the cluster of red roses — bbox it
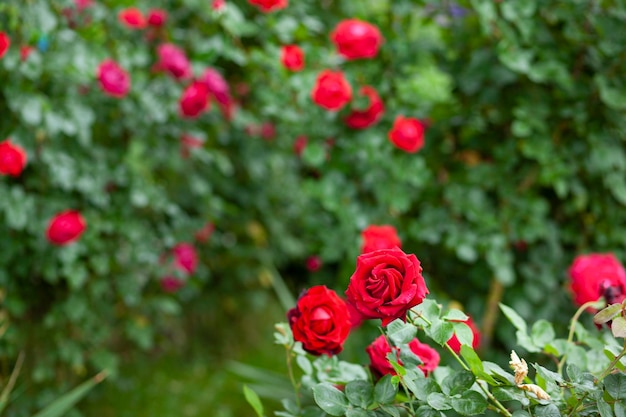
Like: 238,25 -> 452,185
288,224 -> 480,378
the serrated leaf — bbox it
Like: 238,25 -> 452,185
297,355 -> 312,375
534,404 -> 561,417
412,299 -> 441,324
566,363 -> 582,383
460,345 -> 483,373
387,319 -> 417,345
612,317 -> 626,338
452,321 -> 475,348
597,398 -> 614,417
499,304 -> 527,333
429,321 -> 454,346
444,309 -> 469,321
615,401 -> 626,417
243,385 -> 264,417
451,391 -> 488,416
345,408 -> 373,417
441,370 -> 475,396
492,387 -> 530,407
531,320 -> 555,348
379,405 -> 400,417
594,304 -> 623,324
374,374 -> 397,404
427,392 -> 452,411
345,380 -> 373,409
605,374 -> 626,400
312,383 -> 349,416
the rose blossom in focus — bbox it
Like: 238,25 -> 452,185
0,139 -> 27,177
367,335 -> 440,377
154,43 -> 192,80
361,225 -> 402,254
311,70 -> 352,111
388,116 -> 425,153
118,7 -> 147,29
97,59 -> 131,98
46,210 -> 87,246
346,247 -> 428,326
280,45 -> 304,71
287,285 -> 351,356
569,253 -> 626,307
330,19 -> 383,60
345,86 -> 384,129
248,0 -> 287,13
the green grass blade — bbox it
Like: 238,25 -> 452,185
243,385 -> 264,417
0,351 -> 25,413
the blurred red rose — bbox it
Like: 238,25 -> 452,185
46,210 -> 87,246
447,316 -> 481,354
160,276 -> 184,293
346,248 -> 428,326
388,116 -> 425,153
260,122 -> 276,141
118,8 -> 147,29
154,43 -> 192,80
0,139 -> 27,177
212,0 -> 226,10
311,70 -> 352,111
367,335 -> 440,377
280,45 -> 304,71
569,253 -> 626,307
75,0 -> 93,11
195,222 -> 215,243
180,134 -> 204,158
248,0 -> 287,13
345,86 -> 384,129
199,68 -> 234,120
179,81 -> 210,118
172,243 -> 198,275
20,46 -> 34,62
330,19 -> 383,60
147,9 -> 167,27
361,225 -> 401,254
287,285 -> 351,356
97,59 -> 130,98
306,256 -> 322,272
0,32 -> 10,59
293,135 -> 307,157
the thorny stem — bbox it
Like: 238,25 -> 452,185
285,346 -> 301,409
557,300 -> 603,375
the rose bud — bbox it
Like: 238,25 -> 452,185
0,139 -> 27,177
345,86 -> 384,129
46,210 -> 87,246
346,247 -> 428,326
360,224 -> 401,254
388,116 -> 425,153
330,19 -> 383,60
97,59 -> 131,98
569,253 -> 626,308
287,285 -> 351,356
280,45 -> 304,71
311,70 -> 352,111
248,0 -> 288,13
367,335 -> 440,377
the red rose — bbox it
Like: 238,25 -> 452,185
248,0 -> 287,13
280,45 -> 304,71
0,139 -> 27,177
118,7 -> 147,29
330,19 -> 383,60
311,70 -> 352,111
388,116 -> 425,153
346,248 -> 428,326
154,43 -> 192,80
0,32 -> 10,59
172,243 -> 198,275
147,9 -> 167,27
97,59 -> 130,98
306,256 -> 322,272
160,276 -> 184,293
569,253 -> 626,307
179,81 -> 210,118
345,86 -> 384,129
361,225 -> 401,254
46,210 -> 87,246
287,285 -> 351,356
366,335 -> 440,377
199,68 -> 234,120
293,135 -> 307,157
447,316 -> 481,354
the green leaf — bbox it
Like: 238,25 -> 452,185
406,371 -> 440,401
452,321 -> 475,349
296,355 -> 312,375
345,380 -> 373,409
412,299 -> 441,324
243,385 -> 264,417
427,392 -> 452,411
597,398 -> 614,417
566,363 -> 582,383
441,370 -> 475,396
605,374 -> 626,400
312,383 -> 350,416
374,375 -> 397,405
493,387 -> 530,407
613,317 -> 626,338
594,304 -> 623,325
615,401 -> 626,417
429,321 -> 454,346
32,371 -> 108,417
415,405 -> 440,417
499,304 -> 527,333
534,404 -> 561,417
451,391 -> 488,416
345,408 -> 374,417
460,345 -> 483,373
512,411 -> 531,417
387,319 -> 417,345
531,320 -> 555,348
378,405 -> 400,417
444,309 -> 469,321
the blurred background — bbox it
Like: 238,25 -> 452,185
0,0 -> 625,415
